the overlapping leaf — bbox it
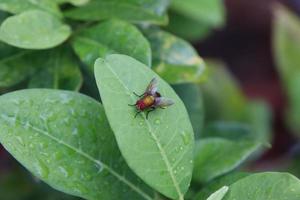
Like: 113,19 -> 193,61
0,10 -> 71,49
72,19 -> 151,74
94,54 -> 194,199
145,29 -> 206,84
64,0 -> 168,25
0,89 -> 154,200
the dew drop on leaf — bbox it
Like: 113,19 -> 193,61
35,159 -> 49,179
180,131 -> 191,145
155,119 -> 161,125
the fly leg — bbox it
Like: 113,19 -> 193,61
146,107 -> 155,119
134,111 -> 142,118
133,92 -> 144,97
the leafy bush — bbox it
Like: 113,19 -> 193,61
0,1 -> 300,200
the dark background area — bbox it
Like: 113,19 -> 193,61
196,0 -> 300,160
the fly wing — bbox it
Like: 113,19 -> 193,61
145,78 -> 158,95
154,97 -> 174,108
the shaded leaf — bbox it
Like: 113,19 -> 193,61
173,83 -> 204,138
145,29 -> 206,84
171,0 -> 225,27
166,11 -> 212,41
28,47 -> 83,91
55,0 -> 89,6
223,172 -> 300,200
193,138 -> 261,184
0,10 -> 71,49
0,89 -> 154,200
0,48 -> 39,88
273,4 -> 300,133
64,0 -> 168,25
201,60 -> 247,122
0,0 -> 61,17
94,54 -> 194,199
72,19 -> 151,74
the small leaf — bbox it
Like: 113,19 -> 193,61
193,138 -> 261,184
223,172 -> 300,200
28,47 -> 83,91
0,89 -> 154,200
64,0 -> 168,25
145,29 -> 206,84
195,172 -> 249,200
0,10 -> 71,49
94,54 -> 194,199
171,0 -> 225,27
207,186 -> 229,200
173,83 -> 204,138
0,0 -> 62,17
72,19 -> 151,74
273,4 -> 300,133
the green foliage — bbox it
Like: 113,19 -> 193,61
0,89 -> 154,200
273,4 -> 300,134
0,10 -> 71,49
0,1 -> 298,200
168,0 -> 225,41
145,28 -> 206,84
94,54 -> 194,199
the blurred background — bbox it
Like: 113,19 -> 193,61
1,0 -> 300,199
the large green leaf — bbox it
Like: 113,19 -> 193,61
173,83 -> 204,138
171,0 -> 225,27
223,172 -> 300,200
206,186 -> 228,200
0,89 -> 154,200
0,0 -> 62,17
64,0 -> 168,25
193,138 -> 261,184
0,10 -> 71,49
94,54 -> 194,199
72,19 -> 151,74
273,4 -> 300,133
145,29 -> 206,84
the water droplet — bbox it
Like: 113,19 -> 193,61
181,131 -> 191,145
190,160 -> 193,164
24,121 -> 30,130
29,143 -> 34,149
35,160 -> 49,179
179,146 -> 184,151
173,170 -> 177,174
139,121 -> 144,126
60,94 -> 72,104
16,136 -> 24,147
154,119 -> 161,125
180,166 -> 185,171
171,158 -> 176,162
81,173 -> 92,181
58,166 -> 70,178
72,128 -> 78,135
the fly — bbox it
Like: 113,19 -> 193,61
129,78 -> 174,119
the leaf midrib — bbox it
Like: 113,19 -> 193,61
102,61 -> 184,200
2,115 -> 152,200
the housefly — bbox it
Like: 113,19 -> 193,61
129,78 -> 174,119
